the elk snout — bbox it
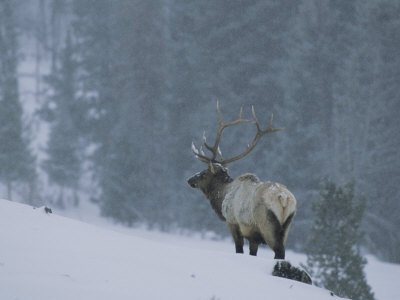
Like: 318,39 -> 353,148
187,175 -> 199,188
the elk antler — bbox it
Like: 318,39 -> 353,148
192,101 -> 285,165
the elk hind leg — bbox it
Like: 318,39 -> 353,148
258,209 -> 286,259
282,212 -> 295,246
248,231 -> 264,256
227,223 -> 244,254
269,210 -> 286,259
269,211 -> 296,259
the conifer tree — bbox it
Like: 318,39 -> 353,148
0,0 -> 36,200
41,30 -> 82,206
305,177 -> 374,300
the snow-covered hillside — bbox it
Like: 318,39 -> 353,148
0,199 -> 333,300
0,199 -> 398,300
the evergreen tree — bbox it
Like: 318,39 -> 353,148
41,30 -> 82,206
305,177 -> 374,300
0,0 -> 36,200
72,0 -> 172,225
360,0 -> 400,263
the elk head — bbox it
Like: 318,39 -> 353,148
187,163 -> 231,190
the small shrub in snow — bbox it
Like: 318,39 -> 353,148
272,261 -> 312,285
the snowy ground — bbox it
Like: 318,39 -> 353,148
0,199 -> 398,300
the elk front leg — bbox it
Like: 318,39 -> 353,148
249,240 -> 259,256
227,223 -> 244,254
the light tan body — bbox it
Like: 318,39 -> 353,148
222,174 -> 296,255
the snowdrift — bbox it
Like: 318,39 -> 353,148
0,199 -> 347,299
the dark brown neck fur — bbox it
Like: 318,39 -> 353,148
201,172 -> 233,221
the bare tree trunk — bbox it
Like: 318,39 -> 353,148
57,186 -> 65,208
7,181 -> 12,201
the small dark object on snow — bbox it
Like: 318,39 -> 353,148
272,261 -> 312,285
44,207 -> 52,214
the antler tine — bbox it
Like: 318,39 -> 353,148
252,105 -> 262,131
202,131 -> 213,152
192,142 -> 205,161
264,112 -> 285,133
216,100 -> 223,125
269,113 -> 274,129
217,146 -> 224,160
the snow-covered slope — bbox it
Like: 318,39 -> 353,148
0,199 -> 343,300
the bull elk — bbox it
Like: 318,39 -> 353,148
188,102 -> 296,259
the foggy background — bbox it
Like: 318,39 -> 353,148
0,0 -> 399,263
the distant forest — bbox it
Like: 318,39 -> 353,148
0,0 -> 399,262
